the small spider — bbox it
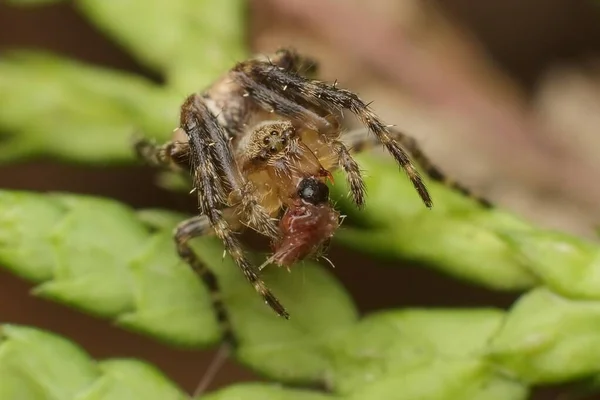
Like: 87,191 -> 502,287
134,48 -> 490,324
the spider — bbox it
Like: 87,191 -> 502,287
134,48 -> 490,325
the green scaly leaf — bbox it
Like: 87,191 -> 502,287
0,52 -> 178,163
1,324 -> 333,400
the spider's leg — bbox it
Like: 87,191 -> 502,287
174,215 -> 238,345
233,62 -> 432,208
182,94 -> 279,240
331,140 -> 366,208
343,127 -> 492,207
232,68 -> 334,133
133,137 -> 190,171
270,48 -> 319,77
234,181 -> 279,239
181,95 -> 289,318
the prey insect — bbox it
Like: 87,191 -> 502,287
134,48 -> 490,324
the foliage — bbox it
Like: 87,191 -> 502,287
0,324 -> 330,400
0,0 -> 246,163
2,1 -> 600,399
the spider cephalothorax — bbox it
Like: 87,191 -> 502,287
237,120 -> 335,213
134,48 -> 490,326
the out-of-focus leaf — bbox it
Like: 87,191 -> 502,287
76,0 -> 248,92
6,0 -> 247,93
0,52 -> 179,163
0,324 -> 342,399
0,191 -> 65,281
0,325 -> 194,400
190,238 -> 360,385
200,384 -> 336,400
0,190 -> 220,347
345,358 -> 527,400
6,0 -> 66,4
324,309 -> 522,397
0,325 -> 99,400
4,189 -> 600,396
135,208 -> 189,231
77,360 -> 189,400
337,223 -> 537,291
0,190 -> 359,357
501,230 -> 600,299
487,288 -> 600,384
332,155 -> 600,297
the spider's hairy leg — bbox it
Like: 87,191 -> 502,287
206,206 -> 289,319
270,47 -> 319,76
232,70 -> 333,133
174,215 -> 237,345
331,140 -> 366,208
343,127 -> 493,207
233,61 -> 432,208
180,95 -> 288,318
133,135 -> 190,171
234,181 -> 279,239
182,94 -> 279,239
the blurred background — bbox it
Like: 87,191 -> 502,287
1,0 -> 600,398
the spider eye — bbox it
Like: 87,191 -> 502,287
297,177 -> 329,205
270,130 -> 279,136
282,128 -> 294,138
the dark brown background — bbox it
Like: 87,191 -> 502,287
1,1 -> 600,399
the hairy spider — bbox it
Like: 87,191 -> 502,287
134,48 -> 490,326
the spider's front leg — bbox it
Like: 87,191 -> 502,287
174,215 -> 238,344
343,127 -> 492,207
232,59 -> 432,208
181,94 -> 289,318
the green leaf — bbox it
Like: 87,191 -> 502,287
77,360 -> 188,400
337,222 -> 537,291
333,155 -> 600,296
75,0 -> 248,92
345,358 -> 527,400
201,384 -> 335,400
183,238 -> 360,385
330,155 -> 488,226
5,0 -> 247,92
0,190 -> 220,347
135,208 -> 189,231
2,324 -> 334,400
0,52 -> 178,163
487,288 -> 600,384
0,325 -> 99,400
35,194 -> 150,316
1,0 -> 248,163
4,189 -> 600,398
325,309 -> 522,397
501,230 -> 600,299
6,0 -> 65,6
117,230 -> 220,345
0,191 -> 65,281
5,0 -> 66,5
0,189 -> 359,357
